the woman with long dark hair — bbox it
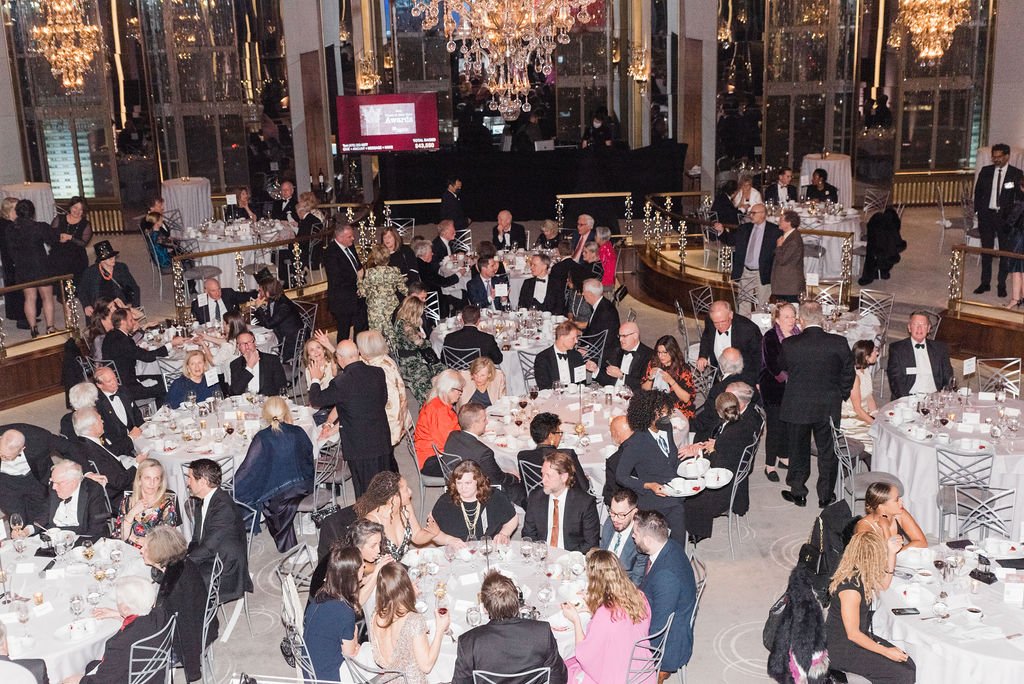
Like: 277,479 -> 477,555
641,335 -> 696,418
759,302 -> 799,481
304,545 -> 363,682
50,196 -> 92,288
354,471 -> 436,561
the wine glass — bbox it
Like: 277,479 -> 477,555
444,544 -> 458,564
109,546 -> 123,566
466,605 -> 482,627
86,584 -> 102,607
533,541 -> 549,564
16,602 -> 30,636
0,568 -> 10,606
528,385 -> 539,402
69,594 -> 85,619
13,537 -> 25,557
186,391 -> 197,407
9,513 -> 24,537
518,396 -> 528,410
520,538 -> 534,563
536,583 -> 555,609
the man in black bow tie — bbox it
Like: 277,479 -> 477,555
886,311 -> 954,399
696,300 -> 762,377
534,322 -> 598,390
518,254 -> 563,313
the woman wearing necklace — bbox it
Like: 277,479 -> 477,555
429,460 -> 517,547
853,481 -> 927,551
354,472 -> 437,562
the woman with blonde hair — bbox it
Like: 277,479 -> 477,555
234,396 -> 314,552
826,531 -> 916,683
562,549 -> 654,683
165,350 -> 216,408
357,329 -> 412,445
457,356 -> 506,408
535,218 -> 561,249
392,295 -> 444,403
294,191 -> 323,272
359,243 -> 408,333
115,459 -> 179,546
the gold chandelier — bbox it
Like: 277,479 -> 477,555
891,0 -> 971,63
412,0 -> 596,120
30,0 -> 102,92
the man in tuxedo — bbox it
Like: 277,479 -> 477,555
521,451 -> 600,553
570,214 -> 596,261
442,305 -> 503,364
714,204 -> 781,313
444,403 -> 525,506
466,256 -> 510,311
598,321 -> 652,389
431,219 -> 463,266
534,321 -> 597,390
92,366 -> 144,456
185,458 -> 252,602
34,460 -> 109,537
518,254 -> 563,313
763,167 -> 797,205
602,415 -> 634,506
0,429 -> 50,528
517,412 -> 592,495
324,223 -> 367,340
0,424 -> 73,481
886,311 -> 954,399
696,300 -> 763,381
634,510 -> 697,682
227,331 -> 287,396
579,279 -> 620,366
973,143 -> 1024,296
602,488 -> 648,586
0,623 -> 48,684
452,572 -> 568,684
806,168 -> 839,203
308,340 -> 393,497
439,177 -> 470,231
102,308 -> 185,405
190,277 -> 253,325
491,210 -> 527,250
70,407 -> 142,503
779,302 -> 855,508
691,349 -> 759,440
271,180 -> 297,222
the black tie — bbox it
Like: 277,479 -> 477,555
61,497 -> 72,505
557,353 -> 568,360
536,278 -> 546,283
915,343 -> 925,349
718,330 -> 728,336
214,300 -> 222,322
996,168 -> 1004,209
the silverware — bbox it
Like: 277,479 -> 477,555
1007,633 -> 1022,640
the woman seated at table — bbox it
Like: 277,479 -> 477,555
368,562 -> 449,684
357,330 -> 413,448
355,471 -> 437,563
294,191 -> 323,272
430,460 -> 517,547
139,196 -> 177,273
251,273 -> 303,362
346,519 -> 390,615
853,482 -> 927,551
64,576 -> 164,684
166,350 -> 217,408
826,531 -> 915,683
305,545 -> 363,683
641,335 -> 696,419
414,370 -> 463,476
392,296 -> 445,404
303,332 -> 339,425
234,397 -> 314,552
535,218 -> 561,250
116,459 -> 179,547
840,339 -> 879,453
359,244 -> 409,333
224,186 -> 258,221
457,356 -> 506,408
731,175 -> 762,215
562,549 -> 653,684
143,526 -> 214,683
382,226 -> 418,279
573,241 -> 604,285
198,310 -> 248,382
84,297 -> 114,360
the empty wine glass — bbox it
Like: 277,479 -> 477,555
69,594 -> 85,619
520,538 -> 534,562
536,583 -> 555,608
86,584 -> 102,607
533,541 -> 549,564
109,546 -> 123,566
16,603 -> 30,637
466,605 -> 483,627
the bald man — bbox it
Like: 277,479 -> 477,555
598,321 -> 652,389
491,210 -> 527,250
713,203 -> 781,314
603,415 -> 635,506
308,339 -> 394,497
696,300 -> 762,382
0,430 -> 49,526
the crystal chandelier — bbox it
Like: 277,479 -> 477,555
411,0 -> 596,121
357,52 -> 382,92
30,0 -> 102,92
891,0 -> 971,63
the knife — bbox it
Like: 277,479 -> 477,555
38,559 -> 57,578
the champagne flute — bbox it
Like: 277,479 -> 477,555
0,568 -> 10,605
16,603 -> 30,637
70,594 -> 85,619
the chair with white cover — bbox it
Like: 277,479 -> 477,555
347,657 -> 410,683
627,613 -> 675,684
974,357 -> 1021,398
442,346 -> 481,371
519,460 -> 544,498
473,667 -> 551,684
935,446 -> 997,542
832,419 -> 903,513
129,613 -> 177,684
200,555 -> 223,684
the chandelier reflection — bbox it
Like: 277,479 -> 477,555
627,43 -> 649,94
30,0 -> 102,91
891,0 -> 971,63
357,52 -> 382,92
411,0 -> 596,120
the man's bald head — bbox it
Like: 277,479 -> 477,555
94,366 -> 119,393
0,430 -> 25,459
709,301 -> 734,333
610,415 -> 632,446
719,347 -> 744,376
335,339 -> 360,366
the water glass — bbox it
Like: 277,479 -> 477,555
520,538 -> 534,562
466,605 -> 482,627
70,594 -> 85,618
533,541 -> 549,563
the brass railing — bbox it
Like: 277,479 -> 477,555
947,244 -> 1024,320
0,273 -> 81,360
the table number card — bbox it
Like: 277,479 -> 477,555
806,272 -> 820,287
962,412 -> 981,425
204,369 -> 220,387
963,356 -> 977,376
196,293 -> 209,307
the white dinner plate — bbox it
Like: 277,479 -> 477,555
664,477 -> 705,497
704,468 -> 734,489
54,619 -> 98,642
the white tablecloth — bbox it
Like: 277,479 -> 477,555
870,397 -> 1024,537
162,178 -> 214,231
136,326 -> 277,378
800,153 -> 853,207
803,214 -> 860,279
177,220 -> 295,288
0,537 -> 147,682
749,310 -> 881,348
875,543 -> 1024,684
0,183 -> 57,224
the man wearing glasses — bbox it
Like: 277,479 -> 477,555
973,143 -> 1023,298
601,488 -> 648,586
714,202 -> 780,315
598,321 -> 652,389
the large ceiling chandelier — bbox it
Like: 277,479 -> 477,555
412,0 -> 596,120
30,0 -> 102,92
891,0 -> 971,64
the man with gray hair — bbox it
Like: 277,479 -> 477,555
324,222 -> 367,340
61,381 -> 99,440
692,348 -> 761,440
21,459 -> 109,537
91,366 -> 144,456
0,429 -> 49,528
70,407 -> 145,502
571,213 -> 596,260
0,622 -> 46,684
696,300 -> 763,380
579,277 -> 620,369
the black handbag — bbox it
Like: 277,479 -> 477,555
762,591 -> 789,650
310,503 -> 340,528
419,346 -> 440,364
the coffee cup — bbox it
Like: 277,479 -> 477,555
965,607 -> 984,623
936,433 -> 951,445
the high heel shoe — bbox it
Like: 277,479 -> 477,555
45,326 -> 57,334
764,467 -> 780,482
30,327 -> 39,339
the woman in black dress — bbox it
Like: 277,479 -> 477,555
0,196 -> 26,328
8,199 -> 57,336
224,186 -> 258,221
429,460 -> 517,546
759,302 -> 799,480
251,272 -> 304,361
382,226 -> 418,279
50,196 -> 92,288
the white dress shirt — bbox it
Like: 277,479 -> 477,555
555,349 -> 573,384
197,489 -> 217,539
617,346 -> 639,386
546,488 -> 568,549
246,360 -> 261,393
713,327 -> 732,361
1,451 -> 31,476
532,277 -> 548,305
607,522 -> 634,558
207,297 -> 226,322
777,183 -> 790,202
105,391 -> 129,426
909,341 -> 937,395
53,486 -> 82,528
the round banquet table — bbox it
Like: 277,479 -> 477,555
800,212 -> 860,279
176,220 -> 295,287
0,182 -> 57,224
162,177 -> 214,230
749,309 -> 882,348
135,325 -> 278,378
0,537 -> 147,682
874,543 -> 1024,684
800,153 -> 853,207
870,395 -> 1024,538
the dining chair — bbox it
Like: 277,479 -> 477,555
951,485 -> 1016,541
407,435 -> 445,520
128,613 -> 177,684
727,438 -> 760,559
517,350 -> 539,387
518,460 -> 544,498
673,299 -> 692,362
432,445 -> 463,480
473,667 -> 551,684
935,446 -> 997,541
832,419 -> 903,514
347,657 -> 410,683
975,357 -> 1021,398
627,613 -> 674,684
441,345 -> 482,371
688,286 -> 713,340
199,554 -> 223,684
578,328 -> 608,368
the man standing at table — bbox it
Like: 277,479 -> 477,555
324,222 -> 367,341
534,321 -> 597,390
440,177 -> 470,232
696,300 -> 762,380
713,204 -> 780,314
190,277 -> 253,325
103,308 -> 185,406
973,143 -> 1023,297
886,311 -> 954,400
521,451 -> 600,553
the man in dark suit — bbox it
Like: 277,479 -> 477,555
548,242 -> 575,302
696,300 -> 763,382
442,305 -> 503,364
517,412 -> 593,496
271,180 -> 297,221
634,510 -> 697,680
0,429 -> 51,529
465,256 -> 511,311
452,572 -> 568,684
0,423 -> 72,482
308,340 -> 394,497
250,274 -> 305,362
439,178 -> 470,231
69,407 -> 141,503
432,219 -> 465,266
444,404 -> 525,506
0,624 -> 48,684
691,349 -> 761,441
227,331 -> 287,396
602,488 -> 648,586
579,279 -> 620,366
186,458 -> 252,603
37,460 -> 110,537
597,321 -> 652,388
763,167 -> 798,205
518,253 -> 563,314
806,168 -> 839,203
190,277 -> 253,325
534,321 -> 597,390
714,204 -> 781,313
973,143 -> 1024,296
102,308 -> 185,405
779,302 -> 855,508
92,365 -> 144,456
491,210 -> 527,250
570,214 -> 597,261
886,311 -> 954,399
323,223 -> 366,341
521,451 -> 599,553
602,415 -> 634,506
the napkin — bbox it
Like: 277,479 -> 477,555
45,568 -> 65,580
457,572 -> 481,587
15,563 -> 34,575
0,613 -> 18,624
956,424 -> 975,433
962,412 -> 981,424
1006,407 -> 1021,418
977,392 -> 997,401
33,602 -> 54,617
455,598 -> 475,613
586,434 -> 604,444
955,625 -> 1004,642
566,402 -> 581,412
